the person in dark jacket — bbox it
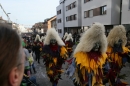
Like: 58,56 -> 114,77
35,43 -> 41,63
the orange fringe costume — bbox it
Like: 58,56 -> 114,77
41,29 -> 68,86
105,25 -> 130,86
69,23 -> 108,86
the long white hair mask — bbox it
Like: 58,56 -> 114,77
44,28 -> 65,46
74,22 -> 107,54
63,32 -> 68,40
35,34 -> 41,42
65,33 -> 73,42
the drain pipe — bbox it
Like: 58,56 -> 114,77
119,0 -> 122,25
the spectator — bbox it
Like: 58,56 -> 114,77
23,45 -> 31,77
0,24 -> 25,86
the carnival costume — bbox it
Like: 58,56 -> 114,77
41,28 -> 68,86
41,35 -> 46,43
67,23 -> 108,86
65,33 -> 73,57
35,34 -> 41,42
105,25 -> 130,86
63,32 -> 68,42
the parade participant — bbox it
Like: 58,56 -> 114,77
67,23 -> 108,86
65,33 -> 73,57
63,32 -> 68,42
35,34 -> 41,42
41,35 -> 46,43
126,31 -> 130,49
105,25 -> 130,86
80,27 -> 89,37
35,43 -> 41,64
41,28 -> 68,86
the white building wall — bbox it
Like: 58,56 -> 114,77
111,0 -> 121,25
81,0 -> 120,26
56,3 -> 64,37
64,0 -> 81,27
122,0 -> 130,24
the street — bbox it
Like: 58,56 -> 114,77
32,58 -> 74,86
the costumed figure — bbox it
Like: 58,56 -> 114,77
65,33 -> 73,57
66,23 -> 108,86
80,27 -> 89,37
105,25 -> 130,86
35,34 -> 41,42
41,35 -> 46,43
63,32 -> 68,42
41,28 -> 68,86
126,31 -> 130,50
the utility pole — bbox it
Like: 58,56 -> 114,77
0,3 -> 11,23
120,0 -> 122,25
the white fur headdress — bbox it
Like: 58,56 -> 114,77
65,33 -> 73,42
107,25 -> 127,47
74,22 -> 107,54
35,34 -> 41,42
44,28 -> 65,46
41,36 -> 46,43
84,27 -> 89,32
63,32 -> 68,40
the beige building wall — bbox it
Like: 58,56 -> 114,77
47,16 -> 56,29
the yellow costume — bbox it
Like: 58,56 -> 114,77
105,25 -> 130,86
73,23 -> 108,86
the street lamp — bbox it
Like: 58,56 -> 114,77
7,13 -> 11,23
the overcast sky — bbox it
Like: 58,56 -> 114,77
0,0 -> 59,27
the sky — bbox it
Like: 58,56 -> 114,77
0,0 -> 59,27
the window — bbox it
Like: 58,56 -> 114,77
84,5 -> 107,18
72,2 -> 76,8
66,14 -> 77,21
58,29 -> 62,33
66,1 -> 76,11
57,19 -> 61,23
84,11 -> 89,18
70,16 -> 72,21
66,6 -> 68,11
93,8 -> 100,16
100,5 -> 107,15
74,14 -> 77,20
88,10 -> 93,17
66,17 -> 68,21
84,0 -> 91,3
57,10 -> 61,15
68,4 -> 71,10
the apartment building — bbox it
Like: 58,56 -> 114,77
56,0 -> 82,37
122,0 -> 130,24
56,0 -> 130,37
64,0 -> 82,33
82,0 -> 121,35
56,0 -> 65,37
122,0 -> 130,31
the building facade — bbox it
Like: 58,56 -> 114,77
56,0 -> 130,37
122,0 -> 130,24
47,16 -> 56,29
82,0 -> 121,36
56,0 -> 65,37
64,0 -> 82,33
56,0 -> 82,37
121,0 -> 130,32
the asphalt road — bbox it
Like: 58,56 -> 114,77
30,45 -> 130,86
31,58 -> 74,86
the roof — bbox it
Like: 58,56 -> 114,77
44,15 -> 56,22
